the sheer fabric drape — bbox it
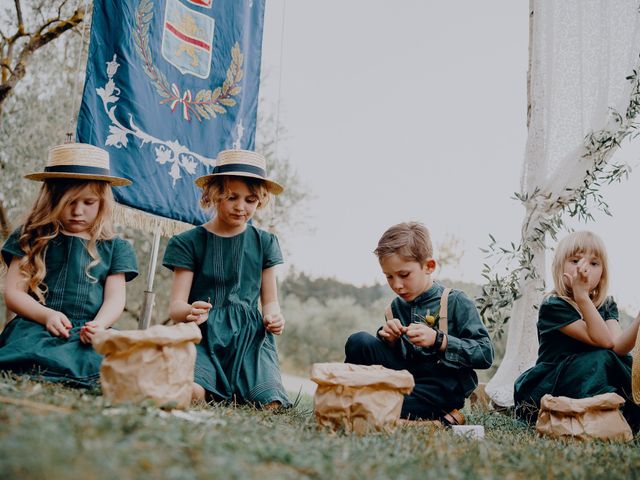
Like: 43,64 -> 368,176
486,0 -> 640,407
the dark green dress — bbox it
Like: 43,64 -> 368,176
162,225 -> 290,407
0,229 -> 138,387
514,295 -> 640,430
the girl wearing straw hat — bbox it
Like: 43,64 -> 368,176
163,149 -> 290,407
514,231 -> 640,431
0,143 -> 138,388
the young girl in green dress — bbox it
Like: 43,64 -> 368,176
163,149 -> 290,407
514,231 -> 640,430
0,143 -> 138,387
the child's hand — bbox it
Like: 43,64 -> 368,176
563,258 -> 591,300
45,311 -> 72,339
378,319 -> 407,344
264,313 -> 285,335
405,323 -> 437,348
80,321 -> 105,345
187,301 -> 212,325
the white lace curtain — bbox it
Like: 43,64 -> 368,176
486,0 -> 640,407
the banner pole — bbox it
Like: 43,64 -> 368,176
138,224 -> 162,329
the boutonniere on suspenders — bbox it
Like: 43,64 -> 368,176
411,288 -> 451,331
414,309 -> 439,327
413,288 -> 451,352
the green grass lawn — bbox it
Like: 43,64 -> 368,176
1,374 -> 639,480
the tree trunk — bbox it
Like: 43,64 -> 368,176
0,199 -> 10,239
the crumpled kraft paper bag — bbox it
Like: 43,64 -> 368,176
632,326 -> 640,404
93,323 -> 202,409
535,392 -> 633,442
310,363 -> 415,435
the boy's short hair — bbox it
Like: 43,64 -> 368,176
374,222 -> 433,264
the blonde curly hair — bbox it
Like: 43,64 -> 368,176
14,180 -> 115,304
199,175 -> 270,211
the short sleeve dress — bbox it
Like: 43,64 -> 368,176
514,295 -> 640,429
0,229 -> 138,387
163,225 -> 290,407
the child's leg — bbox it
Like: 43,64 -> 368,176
402,366 -> 466,421
345,332 -> 465,422
622,401 -> 640,433
344,331 -> 405,370
401,393 -> 465,423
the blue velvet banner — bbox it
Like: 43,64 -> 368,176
77,0 -> 265,226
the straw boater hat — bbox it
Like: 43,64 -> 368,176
24,143 -> 132,187
194,149 -> 284,195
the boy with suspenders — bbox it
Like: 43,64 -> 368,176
345,222 -> 494,423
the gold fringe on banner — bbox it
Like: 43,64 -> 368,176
113,203 -> 194,237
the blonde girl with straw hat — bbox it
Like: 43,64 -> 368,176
514,231 -> 640,431
0,144 -> 138,388
163,149 -> 290,407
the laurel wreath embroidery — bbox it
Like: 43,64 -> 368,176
97,54 -> 216,185
133,0 -> 244,122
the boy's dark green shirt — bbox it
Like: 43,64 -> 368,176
382,281 -> 494,396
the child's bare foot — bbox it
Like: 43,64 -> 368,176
191,382 -> 205,403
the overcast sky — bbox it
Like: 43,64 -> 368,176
258,0 -> 640,314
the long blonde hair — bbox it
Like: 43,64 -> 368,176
551,231 -> 609,308
17,180 -> 116,303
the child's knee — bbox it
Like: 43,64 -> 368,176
344,331 -> 378,361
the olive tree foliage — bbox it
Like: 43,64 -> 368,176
0,0 -> 89,238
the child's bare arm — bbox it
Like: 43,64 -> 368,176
611,313 -> 640,355
169,268 -> 211,324
261,266 -> 284,335
4,258 -> 72,338
81,273 -> 125,344
559,261 -> 614,348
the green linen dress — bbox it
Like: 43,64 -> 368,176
0,229 -> 138,387
162,225 -> 291,407
514,295 -> 640,430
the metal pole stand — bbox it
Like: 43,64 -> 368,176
138,225 -> 162,329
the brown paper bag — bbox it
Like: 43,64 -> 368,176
310,362 -> 415,435
93,323 -> 202,409
535,392 -> 633,442
632,326 -> 640,404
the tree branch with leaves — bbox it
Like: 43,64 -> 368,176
477,65 -> 640,336
0,0 -> 88,117
0,0 -> 89,238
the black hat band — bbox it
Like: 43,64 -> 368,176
211,163 -> 266,177
44,165 -> 112,176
